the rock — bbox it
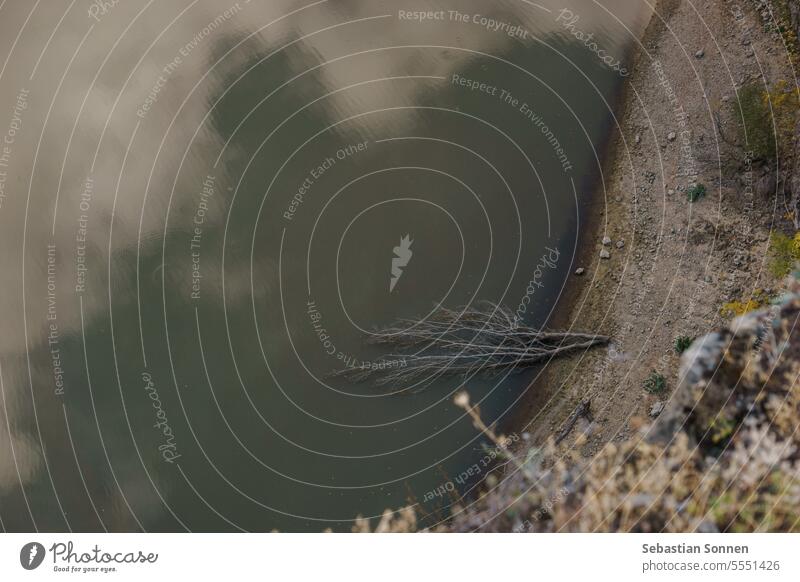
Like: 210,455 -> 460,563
574,267 -> 585,276
444,278 -> 800,534
649,401 -> 665,417
629,493 -> 656,508
599,249 -> 611,260
635,134 -> 641,144
602,236 -> 612,246
696,521 -> 721,534
755,173 -> 777,198
616,240 -> 625,249
667,132 -> 677,141
650,275 -> 800,446
695,49 -> 705,58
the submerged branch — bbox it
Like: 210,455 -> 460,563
329,302 -> 609,389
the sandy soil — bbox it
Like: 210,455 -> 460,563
510,0 -> 797,455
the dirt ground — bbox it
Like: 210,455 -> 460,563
510,0 -> 798,456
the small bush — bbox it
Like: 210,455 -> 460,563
736,80 -> 799,162
643,372 -> 666,394
687,183 -> 706,202
720,299 -> 762,317
674,336 -> 693,354
710,415 -> 736,445
738,82 -> 775,161
768,231 -> 800,278
720,289 -> 772,318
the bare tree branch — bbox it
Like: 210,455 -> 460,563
328,302 -> 609,389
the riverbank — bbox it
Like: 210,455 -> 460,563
353,0 -> 800,533
510,0 -> 798,457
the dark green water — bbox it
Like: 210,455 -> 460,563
0,0 -> 649,531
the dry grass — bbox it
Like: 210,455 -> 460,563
353,278 -> 800,533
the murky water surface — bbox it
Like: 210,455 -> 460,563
0,0 -> 649,531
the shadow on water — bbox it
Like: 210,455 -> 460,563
0,1 -> 648,531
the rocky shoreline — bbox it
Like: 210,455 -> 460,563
355,0 -> 800,533
511,0 -> 799,458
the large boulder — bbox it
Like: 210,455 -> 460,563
650,275 -> 800,452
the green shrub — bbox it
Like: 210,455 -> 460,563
736,80 -> 798,162
720,289 -> 771,318
674,336 -> 693,354
710,415 -> 736,445
738,82 -> 775,161
768,231 -> 800,278
643,372 -> 666,394
687,183 -> 706,202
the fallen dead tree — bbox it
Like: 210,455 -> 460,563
329,302 -> 609,388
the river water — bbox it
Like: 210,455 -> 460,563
0,0 -> 650,531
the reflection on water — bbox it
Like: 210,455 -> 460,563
0,0 -> 649,531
